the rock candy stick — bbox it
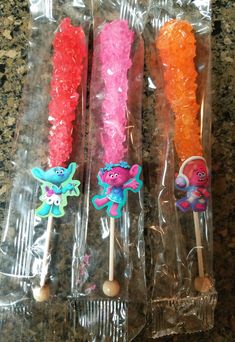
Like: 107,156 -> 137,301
31,18 -> 86,301
157,20 -> 211,292
101,20 -> 132,297
49,18 -> 86,167
99,20 -> 134,163
156,20 -> 202,162
91,20 -> 143,297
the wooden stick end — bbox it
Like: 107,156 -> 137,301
194,276 -> 212,293
103,280 -> 120,297
32,284 -> 51,302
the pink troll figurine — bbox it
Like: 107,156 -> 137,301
92,162 -> 142,218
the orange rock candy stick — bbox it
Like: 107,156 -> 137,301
156,20 -> 212,293
156,20 -> 202,162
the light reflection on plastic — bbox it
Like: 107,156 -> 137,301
101,217 -> 109,239
29,0 -> 54,21
176,0 -> 210,12
148,77 -> 156,90
193,0 -> 210,11
72,0 -> 85,8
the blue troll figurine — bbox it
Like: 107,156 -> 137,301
31,162 -> 80,218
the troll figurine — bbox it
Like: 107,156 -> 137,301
92,161 -> 143,219
175,157 -> 210,213
31,162 -> 80,218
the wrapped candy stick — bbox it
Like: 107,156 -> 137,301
31,18 -> 86,301
157,19 -> 211,292
69,2 -> 147,340
92,19 -> 143,297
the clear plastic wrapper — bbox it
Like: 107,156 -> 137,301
69,1 -> 148,340
0,1 -> 91,340
144,0 -> 217,338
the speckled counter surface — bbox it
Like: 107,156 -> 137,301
0,0 -> 234,341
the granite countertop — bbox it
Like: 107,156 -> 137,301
0,0 -> 234,341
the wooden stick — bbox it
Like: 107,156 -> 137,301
40,215 -> 53,287
109,217 -> 115,281
193,211 -> 204,278
102,217 -> 120,297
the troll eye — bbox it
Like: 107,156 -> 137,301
109,173 -> 113,178
55,170 -> 60,174
60,170 -> 63,174
114,173 -> 118,177
201,172 -> 205,176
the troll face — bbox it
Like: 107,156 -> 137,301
99,166 -> 134,187
31,163 -> 76,186
184,159 -> 209,187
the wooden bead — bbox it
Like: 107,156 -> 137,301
32,284 -> 50,302
103,280 -> 120,297
194,276 -> 212,293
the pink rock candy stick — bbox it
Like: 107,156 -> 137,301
97,20 -> 134,164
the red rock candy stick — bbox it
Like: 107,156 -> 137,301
49,18 -> 86,167
33,18 -> 86,301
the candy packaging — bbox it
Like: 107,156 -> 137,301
144,0 -> 217,337
69,1 -> 148,340
0,1 -> 91,341
0,0 -> 218,340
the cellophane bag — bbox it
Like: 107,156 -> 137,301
143,0 -> 217,338
69,0 -> 148,340
0,1 -> 91,341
